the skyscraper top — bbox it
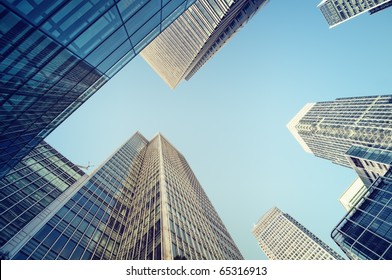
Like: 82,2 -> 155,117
253,207 -> 344,260
141,0 -> 270,89
286,103 -> 315,154
287,95 -> 392,168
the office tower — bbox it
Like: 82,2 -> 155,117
2,132 -> 242,260
339,177 -> 367,211
252,207 -> 344,260
318,0 -> 392,28
287,95 -> 392,169
332,168 -> 392,260
141,0 -> 270,89
0,0 -> 196,179
0,140 -> 87,253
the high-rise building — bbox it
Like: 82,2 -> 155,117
318,0 -> 392,28
1,132 -> 242,260
0,141 -> 87,252
141,0 -> 270,89
0,0 -> 196,178
331,168 -> 392,260
252,207 -> 344,260
287,95 -> 392,168
339,177 -> 367,211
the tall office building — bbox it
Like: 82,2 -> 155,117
252,207 -> 344,260
318,0 -> 392,28
0,0 -> 196,178
332,168 -> 392,260
0,141 -> 87,252
2,132 -> 242,260
141,0 -> 270,89
287,95 -> 392,169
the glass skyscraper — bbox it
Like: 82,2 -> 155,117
0,0 -> 196,179
141,0 -> 270,89
332,168 -> 392,260
2,132 -> 242,260
252,207 -> 344,260
318,0 -> 392,28
287,95 -> 392,169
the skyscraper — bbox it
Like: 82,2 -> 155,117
2,132 -> 242,260
252,207 -> 344,260
0,0 -> 196,178
141,0 -> 270,89
318,0 -> 392,28
287,95 -> 392,169
331,168 -> 392,260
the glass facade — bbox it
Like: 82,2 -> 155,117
0,141 -> 85,252
5,132 -> 242,260
318,0 -> 392,28
288,95 -> 392,168
332,169 -> 392,260
141,0 -> 270,89
252,207 -> 344,260
0,0 -> 196,178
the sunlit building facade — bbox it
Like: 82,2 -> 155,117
4,132 -> 242,260
141,0 -> 270,88
318,0 -> 392,28
0,0 -> 196,178
252,207 -> 344,260
287,95 -> 392,169
339,177 -> 367,211
332,168 -> 392,260
0,141 -> 87,255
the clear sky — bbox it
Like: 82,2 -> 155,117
46,1 -> 392,259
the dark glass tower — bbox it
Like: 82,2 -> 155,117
2,132 -> 242,260
332,168 -> 392,260
0,0 -> 196,178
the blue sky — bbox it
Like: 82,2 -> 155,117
46,1 -> 392,259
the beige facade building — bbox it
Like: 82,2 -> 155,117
287,95 -> 392,168
252,207 -> 344,260
141,0 -> 270,88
